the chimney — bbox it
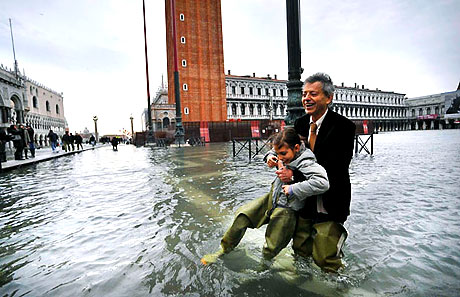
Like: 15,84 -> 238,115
354,83 -> 357,88
362,85 -> 365,89
267,74 -> 271,79
341,82 -> 344,87
228,70 -> 231,75
274,74 -> 277,79
253,73 -> 255,77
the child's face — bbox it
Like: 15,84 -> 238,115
274,143 -> 300,164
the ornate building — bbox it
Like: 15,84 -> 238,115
406,87 -> 460,130
0,63 -> 66,151
226,73 -> 408,132
151,85 -> 175,131
23,78 -> 66,146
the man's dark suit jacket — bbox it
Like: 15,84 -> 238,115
294,109 -> 356,223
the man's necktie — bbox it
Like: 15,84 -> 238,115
309,122 -> 317,152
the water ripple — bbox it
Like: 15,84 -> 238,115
1,132 -> 460,296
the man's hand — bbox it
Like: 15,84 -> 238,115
266,155 -> 278,168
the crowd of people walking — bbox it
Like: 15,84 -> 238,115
6,124 -> 36,160
0,125 -> 89,160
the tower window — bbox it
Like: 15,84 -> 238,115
181,59 -> 187,67
179,13 -> 185,21
180,36 -> 186,44
184,107 -> 189,115
183,83 -> 188,91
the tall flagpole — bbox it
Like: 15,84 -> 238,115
9,18 -> 19,77
142,0 -> 153,141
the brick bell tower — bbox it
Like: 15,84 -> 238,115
165,0 -> 227,122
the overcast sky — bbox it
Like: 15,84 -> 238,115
1,0 -> 459,135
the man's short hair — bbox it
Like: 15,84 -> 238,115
305,72 -> 335,98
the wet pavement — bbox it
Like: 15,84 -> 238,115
1,130 -> 460,297
0,144 -> 106,172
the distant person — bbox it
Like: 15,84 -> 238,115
26,125 -> 36,158
47,129 -> 59,153
75,133 -> 83,150
201,128 -> 329,265
0,128 -> 13,162
69,133 -> 75,151
19,124 -> 31,159
62,131 -> 71,152
8,125 -> 24,160
111,137 -> 119,151
89,135 -> 96,147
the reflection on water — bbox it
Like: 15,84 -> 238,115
1,130 -> 460,296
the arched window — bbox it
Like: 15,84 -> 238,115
163,117 -> 170,128
56,104 -> 60,114
231,103 -> 236,115
33,96 -> 38,108
46,101 -> 50,112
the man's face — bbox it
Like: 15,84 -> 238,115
301,81 -> 332,121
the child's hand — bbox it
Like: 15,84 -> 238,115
266,155 -> 278,168
282,185 -> 290,195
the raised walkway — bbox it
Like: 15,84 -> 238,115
0,144 -> 106,173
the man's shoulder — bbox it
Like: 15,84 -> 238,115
294,114 -> 310,137
326,110 -> 355,130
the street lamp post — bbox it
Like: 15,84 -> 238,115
130,115 -> 134,144
93,116 -> 98,142
285,0 -> 304,126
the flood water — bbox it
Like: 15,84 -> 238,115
1,130 -> 460,297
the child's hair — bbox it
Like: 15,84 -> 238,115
270,127 -> 301,149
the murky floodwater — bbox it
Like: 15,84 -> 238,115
1,130 -> 460,297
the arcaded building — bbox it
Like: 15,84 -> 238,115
165,0 -> 227,122
0,63 -> 66,153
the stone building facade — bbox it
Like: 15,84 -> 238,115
151,86 -> 176,131
165,0 -> 227,122
406,88 -> 460,130
23,79 -> 66,146
225,74 -> 408,132
0,64 -> 66,153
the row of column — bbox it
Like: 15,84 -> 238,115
227,102 -> 287,117
332,105 -> 406,118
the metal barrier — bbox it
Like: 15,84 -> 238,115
232,137 -> 270,161
187,137 -> 205,146
355,134 -> 373,155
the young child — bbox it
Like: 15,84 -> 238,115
201,127 -> 329,265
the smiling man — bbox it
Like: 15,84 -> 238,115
280,73 -> 356,272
